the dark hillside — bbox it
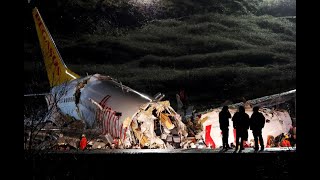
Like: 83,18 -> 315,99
24,0 -> 295,109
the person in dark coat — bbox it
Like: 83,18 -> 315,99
249,106 -> 265,151
232,106 -> 249,152
219,106 -> 232,149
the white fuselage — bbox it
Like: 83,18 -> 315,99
50,74 -> 152,138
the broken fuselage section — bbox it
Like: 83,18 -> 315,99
197,106 -> 292,149
45,74 -> 188,149
193,90 -> 296,149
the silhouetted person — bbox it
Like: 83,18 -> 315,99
249,106 -> 265,151
219,106 -> 231,149
176,94 -> 183,112
232,106 -> 249,152
179,88 -> 188,107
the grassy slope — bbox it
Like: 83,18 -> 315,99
24,0 -> 296,110
65,13 -> 295,108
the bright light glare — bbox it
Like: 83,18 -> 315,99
131,89 -> 152,101
66,70 -> 77,79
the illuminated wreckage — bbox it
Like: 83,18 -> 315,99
91,97 -> 188,149
45,74 -> 295,149
46,75 -> 294,149
45,74 -> 189,149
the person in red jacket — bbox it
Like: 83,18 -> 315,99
281,135 -> 291,147
79,134 -> 87,150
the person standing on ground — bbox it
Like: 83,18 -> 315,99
249,106 -> 265,151
219,106 -> 232,150
232,106 -> 249,153
79,134 -> 87,150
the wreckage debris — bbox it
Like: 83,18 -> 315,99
26,89 -> 296,151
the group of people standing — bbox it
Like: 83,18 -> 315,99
219,105 -> 265,152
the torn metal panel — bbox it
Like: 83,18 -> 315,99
57,134 -> 66,145
110,100 -> 188,148
104,133 -> 114,145
92,141 -> 107,149
230,89 -> 296,108
160,113 -> 175,130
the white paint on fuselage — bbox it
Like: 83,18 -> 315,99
49,74 -> 153,131
52,78 -> 81,120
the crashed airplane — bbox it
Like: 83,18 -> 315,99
31,7 -> 187,149
30,7 -> 295,150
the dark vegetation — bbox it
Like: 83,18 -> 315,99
24,0 -> 295,110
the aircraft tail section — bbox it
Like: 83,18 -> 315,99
32,7 -> 80,87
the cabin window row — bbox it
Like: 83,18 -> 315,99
62,97 -> 75,103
